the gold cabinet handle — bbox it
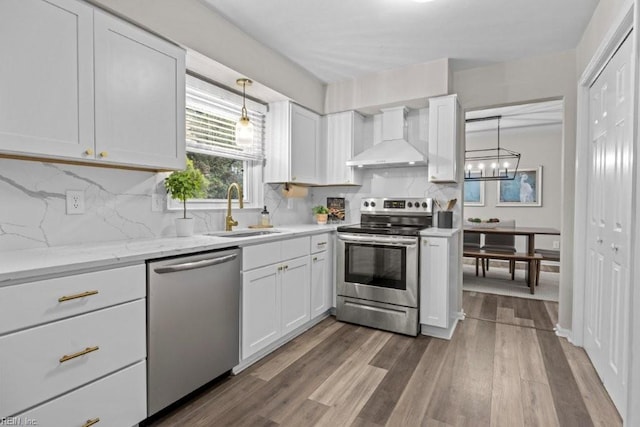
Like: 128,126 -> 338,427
317,242 -> 327,246
60,346 -> 99,363
84,148 -> 94,156
284,265 -> 288,270
313,257 -> 318,261
58,290 -> 99,303
277,266 -> 283,271
99,151 -> 108,158
82,418 -> 100,427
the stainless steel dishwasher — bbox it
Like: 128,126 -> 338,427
146,248 -> 241,417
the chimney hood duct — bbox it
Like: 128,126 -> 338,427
346,106 -> 426,168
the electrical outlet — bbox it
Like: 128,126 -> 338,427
553,240 -> 560,249
151,193 -> 165,212
66,190 -> 85,215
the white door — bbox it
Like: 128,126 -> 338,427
94,11 -> 185,170
280,256 -> 311,335
584,32 -> 633,416
311,251 -> 331,318
0,0 -> 94,159
242,265 -> 280,359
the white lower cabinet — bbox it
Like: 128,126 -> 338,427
0,265 -> 146,424
310,233 -> 333,317
280,256 -> 311,335
420,233 -> 461,339
242,264 -> 281,358
242,237 -> 312,360
16,361 -> 146,427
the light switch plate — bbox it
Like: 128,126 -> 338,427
66,190 -> 85,215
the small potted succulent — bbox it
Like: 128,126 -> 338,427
164,159 -> 209,237
312,205 -> 330,225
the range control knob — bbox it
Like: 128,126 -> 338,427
415,204 -> 420,209
371,201 -> 376,207
363,201 -> 369,207
422,202 -> 428,208
407,202 -> 413,208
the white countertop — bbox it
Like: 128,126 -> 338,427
0,224 -> 339,285
420,227 -> 461,237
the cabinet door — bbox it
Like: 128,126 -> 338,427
280,256 -> 311,335
428,95 -> 459,183
325,111 -> 363,185
290,104 -> 320,183
242,265 -> 280,359
0,0 -> 94,159
311,251 -> 331,318
94,11 -> 185,170
420,237 -> 449,328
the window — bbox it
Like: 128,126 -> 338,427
170,75 -> 267,210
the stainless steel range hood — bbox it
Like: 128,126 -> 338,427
346,106 -> 426,168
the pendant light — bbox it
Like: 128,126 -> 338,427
464,116 -> 521,181
235,78 -> 254,148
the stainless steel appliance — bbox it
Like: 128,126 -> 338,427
146,248 -> 241,416
336,197 -> 432,336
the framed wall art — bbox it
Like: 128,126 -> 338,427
497,166 -> 542,206
464,173 -> 485,206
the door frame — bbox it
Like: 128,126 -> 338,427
572,3 -> 636,423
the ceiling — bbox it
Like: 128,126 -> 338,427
202,0 -> 599,83
466,100 -> 564,132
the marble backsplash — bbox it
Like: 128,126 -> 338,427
0,158 -> 460,252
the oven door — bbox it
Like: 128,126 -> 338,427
337,233 -> 418,308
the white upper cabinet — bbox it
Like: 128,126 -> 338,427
325,111 -> 364,185
94,11 -> 185,170
428,95 -> 461,183
0,0 -> 94,159
266,101 -> 321,184
0,0 -> 185,171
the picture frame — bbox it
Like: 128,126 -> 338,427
496,166 -> 542,206
464,173 -> 485,206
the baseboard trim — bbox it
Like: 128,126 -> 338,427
233,312 -> 331,374
420,311 -> 464,340
554,323 -> 573,342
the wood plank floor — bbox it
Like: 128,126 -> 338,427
149,292 -> 621,427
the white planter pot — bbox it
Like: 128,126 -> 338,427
175,218 -> 195,237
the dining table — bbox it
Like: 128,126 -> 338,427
463,225 -> 561,285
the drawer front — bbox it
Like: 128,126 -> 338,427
0,300 -> 146,416
243,241 -> 282,271
311,233 -> 330,253
16,362 -> 146,427
281,236 -> 310,260
0,264 -> 145,334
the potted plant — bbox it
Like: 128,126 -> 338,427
312,205 -> 330,225
165,159 -> 209,237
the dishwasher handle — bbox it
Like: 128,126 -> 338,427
154,254 -> 237,274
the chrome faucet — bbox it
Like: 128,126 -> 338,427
225,183 -> 244,231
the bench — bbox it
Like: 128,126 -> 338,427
463,249 -> 543,294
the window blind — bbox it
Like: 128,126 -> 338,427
185,75 -> 265,161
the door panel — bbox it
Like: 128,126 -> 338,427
584,32 -> 632,416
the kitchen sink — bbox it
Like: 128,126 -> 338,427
204,229 -> 282,238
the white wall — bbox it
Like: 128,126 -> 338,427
465,124 -> 563,252
89,0 -> 326,113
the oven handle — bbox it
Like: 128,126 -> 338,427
338,234 -> 417,246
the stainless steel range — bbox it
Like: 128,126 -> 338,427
336,197 -> 432,336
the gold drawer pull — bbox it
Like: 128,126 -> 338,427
60,346 -> 100,363
99,151 -> 108,158
313,257 -> 318,261
58,290 -> 99,302
84,148 -> 94,156
317,242 -> 327,246
82,418 -> 100,427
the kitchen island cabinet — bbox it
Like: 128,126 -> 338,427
0,0 -> 185,171
419,229 -> 463,339
266,101 -> 322,184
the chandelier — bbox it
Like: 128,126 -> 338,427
464,116 -> 521,181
